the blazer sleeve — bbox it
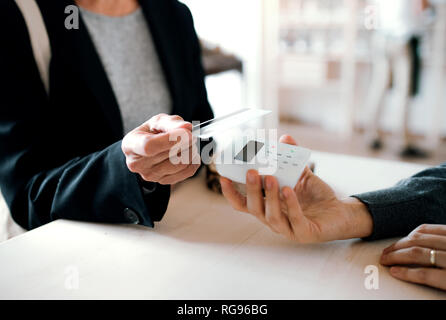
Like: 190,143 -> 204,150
353,163 -> 446,240
0,1 -> 170,230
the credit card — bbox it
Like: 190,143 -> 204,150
192,108 -> 271,139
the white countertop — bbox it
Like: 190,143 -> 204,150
0,151 -> 444,299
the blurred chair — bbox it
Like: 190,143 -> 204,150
200,39 -> 243,76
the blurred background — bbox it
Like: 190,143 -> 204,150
182,0 -> 446,165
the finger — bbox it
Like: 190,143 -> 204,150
220,177 -> 248,213
145,149 -> 172,166
383,233 -> 446,254
278,135 -> 314,180
131,144 -> 199,176
167,139 -> 200,166
389,266 -> 446,291
147,114 -> 192,132
412,224 -> 446,237
294,164 -> 315,193
279,135 -> 298,146
380,246 -> 446,268
122,131 -> 155,156
282,186 -> 310,241
141,128 -> 193,157
264,176 -> 293,236
150,148 -> 199,176
246,170 -> 267,223
157,163 -> 200,185
140,142 -> 195,167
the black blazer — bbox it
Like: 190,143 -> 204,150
0,0 -> 214,230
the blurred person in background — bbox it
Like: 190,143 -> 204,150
365,0 -> 431,158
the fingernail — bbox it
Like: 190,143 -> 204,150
282,187 -> 291,198
247,171 -> 256,184
265,176 -> 273,190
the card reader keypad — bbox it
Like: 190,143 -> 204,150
264,144 -> 305,172
216,139 -> 311,188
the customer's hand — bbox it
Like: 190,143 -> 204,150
380,224 -> 446,291
220,135 -> 374,243
122,114 -> 200,185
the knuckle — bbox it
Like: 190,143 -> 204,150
148,114 -> 166,127
416,224 -> 430,233
171,115 -> 183,121
409,231 -> 423,242
121,135 -> 134,155
409,246 -> 424,259
155,160 -> 169,172
142,171 -> 159,182
151,171 -> 162,180
140,174 -> 152,182
176,128 -> 192,141
122,147 -> 131,157
173,162 -> 188,172
406,239 -> 417,248
143,137 -> 155,156
155,113 -> 167,120
171,162 -> 186,174
126,160 -> 138,173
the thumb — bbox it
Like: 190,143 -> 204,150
148,114 -> 192,133
282,186 -> 314,242
280,134 -> 313,178
279,134 -> 298,146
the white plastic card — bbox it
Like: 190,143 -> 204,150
192,108 -> 271,139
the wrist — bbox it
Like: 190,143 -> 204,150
341,197 -> 374,239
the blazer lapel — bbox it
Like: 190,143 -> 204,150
38,0 -> 124,138
71,19 -> 124,137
